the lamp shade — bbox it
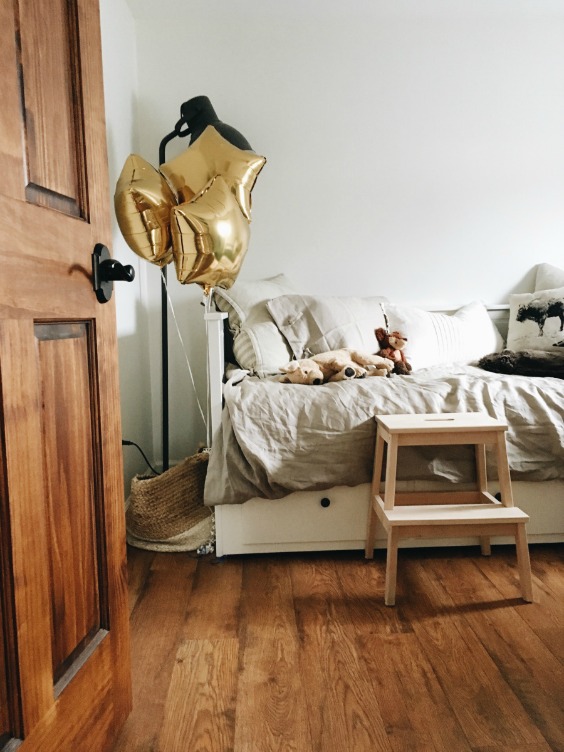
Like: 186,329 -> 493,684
180,95 -> 253,150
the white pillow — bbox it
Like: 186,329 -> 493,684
535,263 -> 564,292
213,274 -> 295,376
384,301 -> 504,371
506,286 -> 564,352
266,294 -> 388,358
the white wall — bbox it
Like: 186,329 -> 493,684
117,0 -> 564,471
100,0 -> 156,485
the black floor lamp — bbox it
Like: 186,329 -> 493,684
157,96 -> 252,472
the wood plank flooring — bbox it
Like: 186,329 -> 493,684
113,544 -> 564,752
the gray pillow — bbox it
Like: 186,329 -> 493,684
213,274 -> 295,376
267,294 -> 388,358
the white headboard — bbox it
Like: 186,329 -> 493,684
204,309 -> 228,442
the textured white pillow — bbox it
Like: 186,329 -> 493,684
384,301 -> 504,371
506,286 -> 564,352
267,294 -> 388,358
213,274 -> 295,376
535,263 -> 564,292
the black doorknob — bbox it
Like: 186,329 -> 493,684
99,258 -> 135,283
92,243 -> 135,303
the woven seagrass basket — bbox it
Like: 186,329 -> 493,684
126,451 -> 214,552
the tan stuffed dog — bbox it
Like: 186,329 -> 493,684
279,348 -> 393,384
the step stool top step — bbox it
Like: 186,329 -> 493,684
375,412 -> 507,434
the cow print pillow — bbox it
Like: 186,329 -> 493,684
506,286 -> 564,352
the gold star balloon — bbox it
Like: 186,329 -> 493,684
114,154 -> 176,266
170,176 -> 250,291
160,126 -> 266,221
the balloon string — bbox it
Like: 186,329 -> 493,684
160,270 -> 208,443
203,289 -> 213,449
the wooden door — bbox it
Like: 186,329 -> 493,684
0,1 -> 131,750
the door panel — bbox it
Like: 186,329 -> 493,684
18,0 -> 88,216
0,0 -> 131,749
0,1 -> 24,201
36,323 -> 105,685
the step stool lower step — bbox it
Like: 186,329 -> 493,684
375,498 -> 530,526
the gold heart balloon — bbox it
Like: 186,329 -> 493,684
160,126 -> 266,221
114,154 -> 176,267
170,176 -> 250,291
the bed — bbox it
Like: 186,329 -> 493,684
203,269 -> 564,557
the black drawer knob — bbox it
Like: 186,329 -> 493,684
320,497 -> 331,508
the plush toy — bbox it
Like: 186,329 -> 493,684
374,327 -> 412,375
279,348 -> 393,384
278,358 -> 325,385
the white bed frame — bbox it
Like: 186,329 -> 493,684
205,306 -> 564,557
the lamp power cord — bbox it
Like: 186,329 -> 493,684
122,439 -> 161,476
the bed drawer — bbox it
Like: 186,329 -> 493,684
215,485 -> 372,555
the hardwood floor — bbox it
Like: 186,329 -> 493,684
114,544 -> 564,752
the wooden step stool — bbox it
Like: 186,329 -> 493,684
364,412 -> 533,606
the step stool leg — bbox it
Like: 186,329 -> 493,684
365,501 -> 378,560
384,527 -> 399,606
480,537 -> 492,556
515,523 -> 533,602
383,435 -> 399,510
496,432 -> 514,507
365,433 -> 385,559
475,444 -> 491,555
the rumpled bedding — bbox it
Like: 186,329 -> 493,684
204,364 -> 564,506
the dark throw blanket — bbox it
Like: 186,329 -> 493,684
478,349 -> 564,379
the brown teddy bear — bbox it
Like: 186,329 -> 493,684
374,328 -> 412,375
279,348 -> 393,384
